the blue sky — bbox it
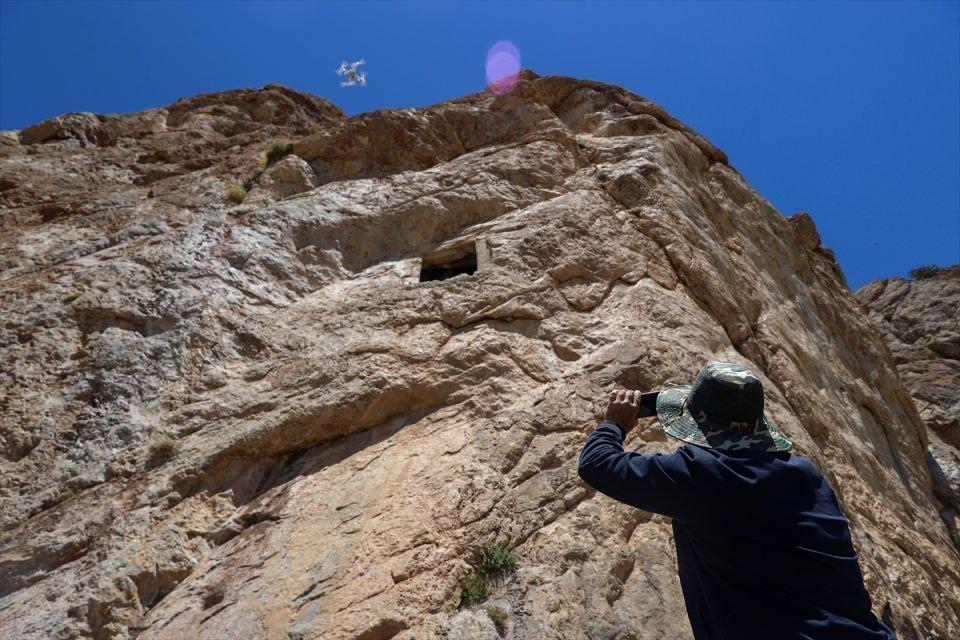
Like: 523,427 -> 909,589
1,1 -> 957,289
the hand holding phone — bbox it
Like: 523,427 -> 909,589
638,391 -> 659,418
605,390 -> 660,432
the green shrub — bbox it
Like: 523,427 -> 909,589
459,572 -> 490,608
459,541 -> 517,608
908,265 -> 941,280
262,141 -> 293,168
476,541 -> 517,577
226,184 -> 247,204
485,606 -> 508,636
576,138 -> 587,150
149,432 -> 181,463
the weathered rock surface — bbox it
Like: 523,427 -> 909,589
2,72 -> 958,639
856,266 -> 960,546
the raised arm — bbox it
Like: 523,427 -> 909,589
578,390 -> 709,522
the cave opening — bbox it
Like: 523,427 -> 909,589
418,245 -> 478,282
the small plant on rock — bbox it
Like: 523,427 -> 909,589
459,572 -> 491,608
459,540 -> 517,608
477,541 -> 517,577
260,140 -> 293,169
908,265 -> 940,280
148,431 -> 181,464
225,184 -> 247,204
485,606 -> 508,636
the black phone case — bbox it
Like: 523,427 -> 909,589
638,391 -> 660,418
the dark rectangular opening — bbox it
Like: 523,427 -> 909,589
419,246 -> 477,282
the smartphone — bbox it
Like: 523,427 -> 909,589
638,391 -> 660,418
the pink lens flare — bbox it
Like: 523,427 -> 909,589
485,41 -> 521,95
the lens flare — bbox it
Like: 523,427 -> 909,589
485,41 -> 521,95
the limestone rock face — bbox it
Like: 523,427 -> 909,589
2,73 -> 958,640
856,266 -> 960,545
249,154 -> 319,204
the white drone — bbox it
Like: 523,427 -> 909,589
337,58 -> 367,87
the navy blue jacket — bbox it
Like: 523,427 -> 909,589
578,421 -> 896,640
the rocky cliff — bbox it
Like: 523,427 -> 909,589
1,72 -> 958,639
856,266 -> 960,549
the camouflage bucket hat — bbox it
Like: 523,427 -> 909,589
655,362 -> 793,453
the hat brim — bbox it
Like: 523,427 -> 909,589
655,386 -> 794,453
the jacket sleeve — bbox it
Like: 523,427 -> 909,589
577,421 -> 713,522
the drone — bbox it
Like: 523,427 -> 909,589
337,58 -> 367,87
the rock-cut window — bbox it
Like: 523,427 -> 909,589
418,244 -> 479,282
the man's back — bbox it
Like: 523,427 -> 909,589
579,420 -> 896,640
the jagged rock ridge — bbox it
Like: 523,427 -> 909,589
856,266 -> 960,547
1,72 -> 958,639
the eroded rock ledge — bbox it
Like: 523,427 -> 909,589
2,72 -> 958,639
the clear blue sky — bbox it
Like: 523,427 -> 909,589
1,1 -> 957,289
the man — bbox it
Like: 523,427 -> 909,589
578,361 -> 896,640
